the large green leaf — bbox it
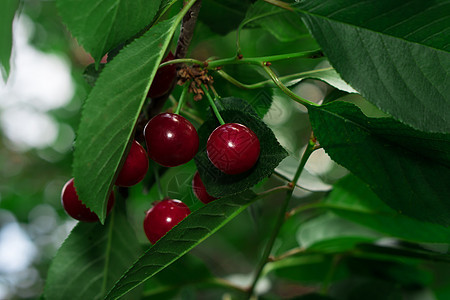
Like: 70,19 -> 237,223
73,3 -> 194,223
308,101 -> 450,225
0,0 -> 19,81
57,0 -> 161,63
194,97 -> 288,197
105,190 -> 256,300
323,175 -> 450,243
297,213 -> 380,251
295,0 -> 450,133
44,209 -> 142,300
263,253 -> 347,284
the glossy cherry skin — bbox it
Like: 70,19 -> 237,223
206,123 -> 260,175
143,199 -> 191,244
144,113 -> 199,167
115,140 -> 149,187
192,171 -> 217,204
147,51 -> 177,99
61,178 -> 115,222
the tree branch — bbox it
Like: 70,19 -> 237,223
175,0 -> 202,60
135,0 -> 202,143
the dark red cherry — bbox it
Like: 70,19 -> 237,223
144,113 -> 199,167
115,140 -> 149,187
206,123 -> 260,175
61,178 -> 115,222
147,51 -> 177,99
143,199 -> 191,244
192,171 -> 217,204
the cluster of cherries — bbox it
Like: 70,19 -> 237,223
61,52 -> 261,244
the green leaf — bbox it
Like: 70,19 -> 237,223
295,0 -> 450,133
83,63 -> 106,87
263,253 -> 347,284
158,0 -> 180,16
152,161 -> 202,210
323,175 -> 450,243
240,0 -> 309,42
44,209 -> 142,300
275,155 -> 335,192
57,0 -> 161,63
194,97 -> 288,197
199,0 -> 253,35
212,66 -> 275,118
336,94 -> 389,118
105,190 -> 256,300
308,101 -> 450,225
286,66 -> 357,94
297,213 -> 380,251
142,254 -> 212,298
73,8 -> 188,222
346,256 -> 433,287
0,0 -> 19,82
330,278 -> 402,300
354,244 -> 450,264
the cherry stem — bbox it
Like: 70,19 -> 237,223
174,82 -> 190,115
159,58 -> 205,68
201,84 -> 225,125
209,49 -> 322,69
158,49 -> 323,69
209,84 -> 220,100
246,137 -> 317,299
261,64 -> 319,108
321,254 -> 343,294
216,67 -> 334,90
153,165 -> 164,199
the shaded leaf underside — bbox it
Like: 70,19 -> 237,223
309,101 -> 450,226
296,0 -> 450,133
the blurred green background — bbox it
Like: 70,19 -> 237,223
2,1 -> 448,300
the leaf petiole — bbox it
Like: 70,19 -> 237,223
153,165 -> 164,200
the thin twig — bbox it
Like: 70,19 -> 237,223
269,247 -> 306,262
246,140 -> 317,299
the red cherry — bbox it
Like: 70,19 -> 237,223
144,113 -> 199,167
115,140 -> 149,187
192,171 -> 217,204
147,51 -> 177,99
61,178 -> 115,222
143,199 -> 191,244
206,123 -> 260,175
